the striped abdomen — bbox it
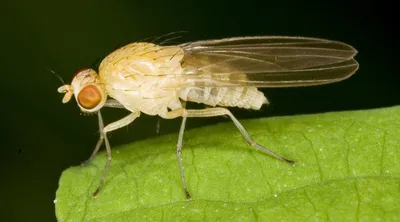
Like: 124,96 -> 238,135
179,86 -> 268,110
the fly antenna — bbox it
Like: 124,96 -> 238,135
47,68 -> 65,84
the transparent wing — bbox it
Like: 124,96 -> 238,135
162,36 -> 358,88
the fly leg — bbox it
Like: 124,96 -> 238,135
81,111 -> 105,165
177,115 -> 189,199
155,101 -> 186,136
156,117 -> 161,136
161,107 -> 294,200
81,100 -> 126,165
92,111 -> 141,197
185,108 -> 295,164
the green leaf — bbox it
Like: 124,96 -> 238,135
55,106 -> 400,221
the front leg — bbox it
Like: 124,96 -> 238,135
81,111 -> 106,165
90,110 -> 141,197
81,99 -> 127,165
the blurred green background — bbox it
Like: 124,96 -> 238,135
1,0 -> 398,221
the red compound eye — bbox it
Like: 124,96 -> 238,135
72,68 -> 90,80
77,85 -> 102,109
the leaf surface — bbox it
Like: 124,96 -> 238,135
55,106 -> 400,221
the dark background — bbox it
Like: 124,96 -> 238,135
1,0 -> 398,221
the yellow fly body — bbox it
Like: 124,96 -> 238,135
58,36 -> 359,199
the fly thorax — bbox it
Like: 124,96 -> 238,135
98,43 -> 185,115
153,46 -> 184,74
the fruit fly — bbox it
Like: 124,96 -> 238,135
58,36 -> 358,200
